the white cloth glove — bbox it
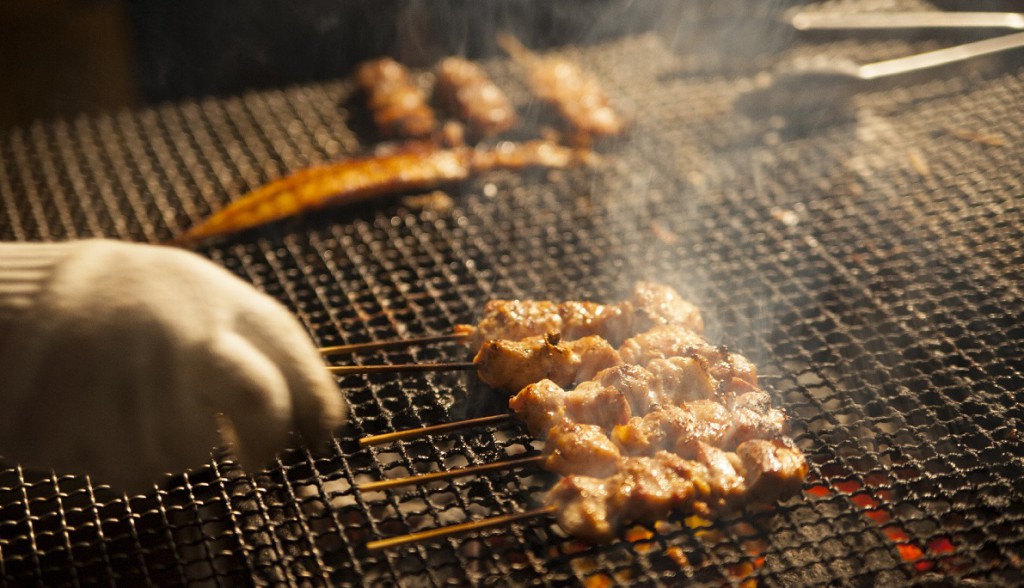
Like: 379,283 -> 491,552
0,240 -> 346,493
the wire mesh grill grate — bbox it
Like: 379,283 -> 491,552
2,18 -> 1024,588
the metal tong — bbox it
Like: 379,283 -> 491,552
782,11 -> 1024,81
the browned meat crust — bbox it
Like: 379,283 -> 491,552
474,333 -> 621,393
435,57 -> 517,139
356,57 -> 437,139
543,421 -> 621,477
497,34 -> 627,144
510,378 -> 632,437
548,439 -> 807,543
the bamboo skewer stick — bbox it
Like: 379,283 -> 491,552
366,505 -> 557,551
326,362 -> 476,376
318,332 -> 469,356
359,413 -> 514,447
359,455 -> 544,492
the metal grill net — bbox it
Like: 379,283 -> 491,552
2,15 -> 1024,588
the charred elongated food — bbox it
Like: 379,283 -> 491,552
436,57 -> 517,138
175,140 -> 578,245
497,34 -> 627,143
356,57 -> 437,138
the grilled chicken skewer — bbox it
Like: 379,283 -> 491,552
354,321 -> 756,446
359,289 -> 805,546
174,139 -> 579,245
548,437 -> 806,543
325,282 -> 704,394
327,331 -> 619,394
497,33 -> 627,144
456,281 -> 703,349
320,282 -> 702,359
367,376 -> 803,546
367,435 -> 806,550
361,352 -> 776,483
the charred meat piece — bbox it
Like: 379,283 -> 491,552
546,475 -> 613,543
356,57 -> 437,139
474,333 -> 621,393
548,451 -> 705,544
457,282 -> 703,349
435,57 -> 517,139
497,34 -> 626,144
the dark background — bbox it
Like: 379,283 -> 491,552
0,0 -> 669,129
2,0 -> 1005,130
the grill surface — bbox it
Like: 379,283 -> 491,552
2,12 -> 1024,588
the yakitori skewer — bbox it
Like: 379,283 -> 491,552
318,333 -> 469,357
358,455 -> 544,491
325,331 -> 621,394
359,354 -> 781,488
349,323 -> 759,447
365,506 -> 557,552
358,413 -> 514,448
326,362 -> 475,376
368,436 -> 807,548
356,286 -> 806,547
320,282 -> 704,357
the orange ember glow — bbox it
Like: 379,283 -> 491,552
584,573 -> 614,588
808,473 -> 958,573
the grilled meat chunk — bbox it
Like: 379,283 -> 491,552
736,437 -> 808,504
510,378 -> 632,436
546,475 -> 613,543
629,281 -> 704,335
591,364 -> 660,415
474,333 -> 621,393
356,57 -> 437,138
543,420 -> 621,477
435,57 -> 517,138
620,325 -> 757,388
497,34 -> 626,144
644,356 -> 720,404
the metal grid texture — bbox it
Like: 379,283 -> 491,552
2,15 -> 1024,588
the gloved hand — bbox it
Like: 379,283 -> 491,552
0,240 -> 346,493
